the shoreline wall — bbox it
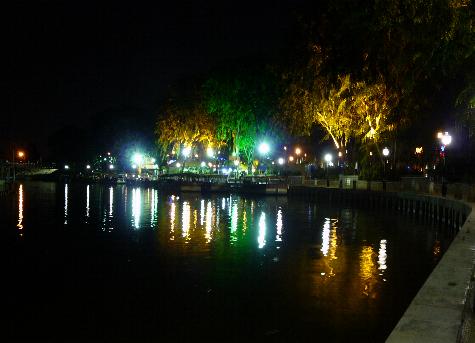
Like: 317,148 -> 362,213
289,184 -> 474,343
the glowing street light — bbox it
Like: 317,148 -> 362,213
382,148 -> 390,180
86,165 -> 91,169
64,165 -> 70,170
258,142 -> 270,155
17,151 -> 25,158
278,157 -> 285,165
132,153 -> 144,165
109,164 -> 114,170
324,153 -> 332,163
295,147 -> 301,155
207,147 -> 214,157
182,146 -> 192,158
442,133 -> 452,146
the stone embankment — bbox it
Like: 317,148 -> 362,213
288,176 -> 475,343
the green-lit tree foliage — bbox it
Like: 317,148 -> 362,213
203,69 -> 279,167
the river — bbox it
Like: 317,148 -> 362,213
2,182 -> 454,342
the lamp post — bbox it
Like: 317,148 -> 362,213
258,142 -> 270,175
382,147 -> 390,179
324,153 -> 332,186
437,131 -> 451,194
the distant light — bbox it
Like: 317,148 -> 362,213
278,157 -> 285,165
64,165 -> 70,170
194,154 -> 199,158
289,156 -> 294,162
338,151 -> 343,157
182,146 -> 191,157
132,153 -> 143,165
258,142 -> 270,155
17,151 -> 25,158
107,152 -> 111,156
324,153 -> 332,163
207,147 -> 214,157
233,160 -> 239,166
415,147 -> 423,154
295,147 -> 301,155
151,158 -> 156,163
437,132 -> 443,139
441,132 -> 452,146
208,162 -> 213,167
382,147 -> 390,157
283,146 -> 287,151
86,165 -> 91,169
176,162 -> 181,168
201,161 -> 206,167
222,168 -> 230,175
109,164 -> 114,169
132,164 -> 137,169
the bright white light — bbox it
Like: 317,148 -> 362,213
208,162 -> 213,167
176,162 -> 181,168
132,164 -> 137,169
382,147 -> 390,157
64,165 -> 69,170
324,153 -> 332,163
151,158 -> 156,163
206,147 -> 214,157
258,142 -> 270,155
182,146 -> 191,157
233,160 -> 239,166
441,132 -> 452,146
201,161 -> 206,167
109,164 -> 114,169
86,165 -> 91,169
132,153 -> 143,165
278,157 -> 284,165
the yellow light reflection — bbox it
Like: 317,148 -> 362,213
242,209 -> 248,235
182,201 -> 191,240
17,184 -> 24,234
170,201 -> 176,240
132,188 -> 141,229
275,208 -> 282,242
360,245 -> 377,297
258,212 -> 266,249
205,201 -> 212,243
64,183 -> 68,224
200,199 -> 205,226
321,218 -> 330,256
378,239 -> 387,273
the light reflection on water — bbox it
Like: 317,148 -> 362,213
9,182 -> 452,341
17,184 -> 24,235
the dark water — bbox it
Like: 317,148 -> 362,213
2,182 -> 454,342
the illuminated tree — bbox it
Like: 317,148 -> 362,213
155,98 -> 219,156
203,69 -> 279,168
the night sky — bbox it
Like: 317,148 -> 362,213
5,0 -> 303,158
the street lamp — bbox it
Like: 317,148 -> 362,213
258,142 -> 270,155
324,153 -> 332,186
382,147 -> 390,180
437,131 -> 452,187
